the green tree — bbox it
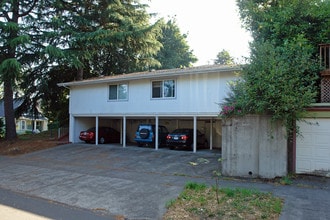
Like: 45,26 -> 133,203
223,0 -> 329,134
239,38 -> 319,129
48,0 -> 162,78
155,19 -> 197,69
0,0 -> 49,140
0,118 -> 4,139
18,0 -> 163,125
39,66 -> 75,126
231,0 -> 329,173
214,49 -> 235,65
236,0 -> 330,49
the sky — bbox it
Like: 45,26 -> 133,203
143,0 -> 252,66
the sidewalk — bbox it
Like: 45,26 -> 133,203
0,144 -> 329,219
0,204 -> 50,220
0,186 -> 116,220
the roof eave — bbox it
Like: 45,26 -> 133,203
57,65 -> 241,88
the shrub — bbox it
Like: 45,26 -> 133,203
220,37 -> 320,135
0,118 -> 4,139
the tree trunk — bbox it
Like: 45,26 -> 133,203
287,120 -> 296,173
2,0 -> 19,141
77,67 -> 83,81
3,80 -> 17,140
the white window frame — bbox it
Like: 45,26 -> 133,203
108,83 -> 128,101
151,79 -> 176,99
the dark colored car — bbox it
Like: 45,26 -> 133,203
134,124 -> 169,147
79,127 -> 120,144
166,128 -> 208,150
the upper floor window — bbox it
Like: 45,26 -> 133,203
152,79 -> 175,99
109,84 -> 128,101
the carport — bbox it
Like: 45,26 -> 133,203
60,65 -> 239,152
72,114 -> 222,153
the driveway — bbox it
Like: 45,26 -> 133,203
0,144 -> 329,220
0,144 -> 220,219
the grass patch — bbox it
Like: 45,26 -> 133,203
163,182 -> 283,220
184,182 -> 207,191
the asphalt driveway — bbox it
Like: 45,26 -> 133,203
0,144 -> 329,220
0,144 -> 221,219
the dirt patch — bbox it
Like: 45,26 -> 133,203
0,132 -> 69,156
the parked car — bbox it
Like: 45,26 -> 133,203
79,127 -> 120,144
134,124 -> 169,147
166,128 -> 208,150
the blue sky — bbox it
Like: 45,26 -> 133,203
143,0 -> 252,65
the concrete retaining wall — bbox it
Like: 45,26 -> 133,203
222,115 -> 287,178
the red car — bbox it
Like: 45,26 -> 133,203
79,127 -> 120,144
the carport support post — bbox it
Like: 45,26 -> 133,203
95,116 -> 99,145
210,119 -> 213,150
193,116 -> 197,153
123,116 -> 126,148
155,116 -> 159,150
69,114 -> 74,143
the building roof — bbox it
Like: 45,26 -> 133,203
58,64 -> 241,87
0,99 -> 47,120
0,99 -> 24,117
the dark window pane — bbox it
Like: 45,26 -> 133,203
152,81 -> 162,98
109,85 -> 117,100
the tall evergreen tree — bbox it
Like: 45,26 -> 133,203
155,19 -> 197,69
1,0 -> 163,138
47,0 -> 162,78
0,0 -> 49,140
39,65 -> 75,127
21,0 -> 163,125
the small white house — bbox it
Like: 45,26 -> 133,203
0,99 -> 48,134
59,65 -> 240,152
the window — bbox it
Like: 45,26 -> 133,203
152,80 -> 175,98
109,84 -> 128,100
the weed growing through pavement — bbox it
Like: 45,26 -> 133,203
280,175 -> 293,185
212,158 -> 222,204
